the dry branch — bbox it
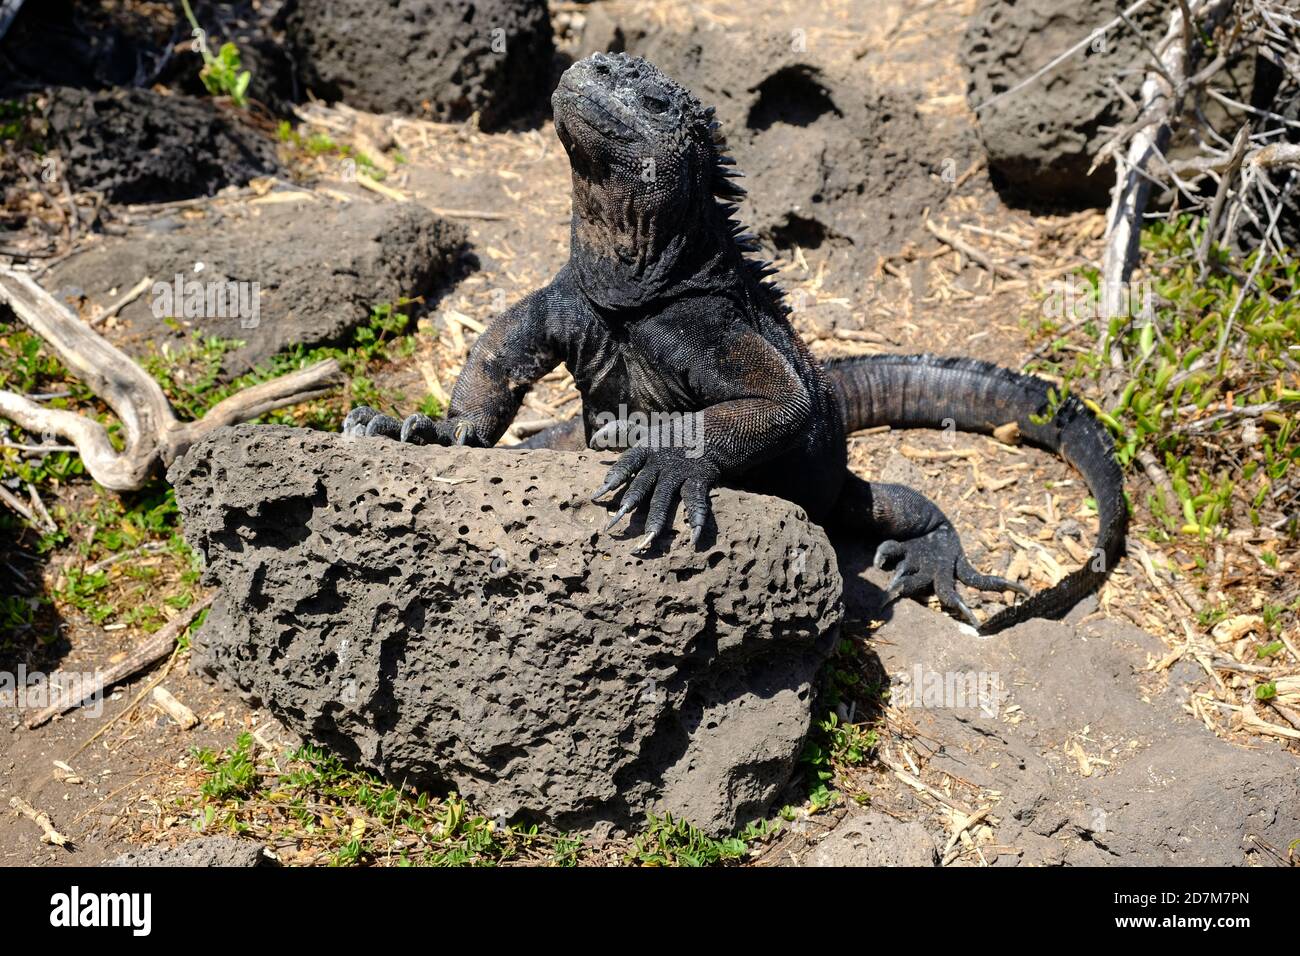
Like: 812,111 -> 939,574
1197,124 -> 1251,276
0,268 -> 344,491
8,796 -> 69,848
0,481 -> 46,530
1103,1 -> 1225,292
24,594 -> 213,729
1098,0 -> 1234,401
1249,141 -> 1300,169
90,275 -> 151,327
923,218 -> 1021,280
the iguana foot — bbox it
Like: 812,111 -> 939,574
874,525 -> 1028,628
592,445 -> 718,553
342,406 -> 477,445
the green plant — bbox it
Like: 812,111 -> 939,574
180,0 -> 251,107
276,121 -> 388,180
819,711 -> 878,766
627,814 -> 749,867
0,595 -> 35,633
184,740 -> 537,866
195,732 -> 259,800
142,335 -> 242,421
799,734 -> 837,811
56,567 -> 114,624
551,834 -> 583,867
1027,217 -> 1299,540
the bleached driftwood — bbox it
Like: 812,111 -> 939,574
8,796 -> 69,848
1096,0 -> 1235,399
152,686 -> 200,730
0,268 -> 343,491
1102,0 -> 1232,298
1249,142 -> 1300,170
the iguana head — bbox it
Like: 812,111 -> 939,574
552,53 -> 751,307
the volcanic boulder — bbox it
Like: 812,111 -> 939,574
108,837 -> 275,867
961,0 -> 1177,206
170,425 -> 843,835
287,0 -> 555,130
0,0 -> 299,115
46,198 -> 466,377
44,87 -> 282,205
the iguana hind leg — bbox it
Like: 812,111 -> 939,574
832,472 -> 1027,627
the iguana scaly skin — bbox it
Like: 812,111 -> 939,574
345,52 -> 1126,634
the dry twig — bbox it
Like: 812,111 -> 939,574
25,595 -> 213,728
9,796 -> 69,848
0,269 -> 343,491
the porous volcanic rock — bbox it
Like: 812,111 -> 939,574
170,425 -> 843,835
0,0 -> 177,93
108,837 -> 274,867
961,0 -> 1185,206
43,87 -> 283,205
0,0 -> 298,115
46,198 -> 466,377
287,0 -> 555,130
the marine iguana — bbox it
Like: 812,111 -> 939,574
344,52 -> 1126,634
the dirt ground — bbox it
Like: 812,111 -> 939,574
1,0 -> 1295,866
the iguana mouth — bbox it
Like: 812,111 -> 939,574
554,87 -> 640,146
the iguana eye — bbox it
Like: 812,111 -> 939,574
642,95 -> 669,114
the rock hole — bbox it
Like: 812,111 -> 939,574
770,213 -> 831,250
747,65 -> 842,130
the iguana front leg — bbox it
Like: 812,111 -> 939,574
343,289 -> 559,445
594,328 -> 812,552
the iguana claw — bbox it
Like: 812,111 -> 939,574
342,405 -> 480,447
595,446 -> 717,551
342,405 -> 381,437
874,524 -> 1025,628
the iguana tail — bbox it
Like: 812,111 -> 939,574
824,353 -> 1126,635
